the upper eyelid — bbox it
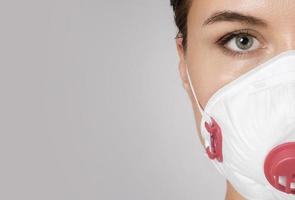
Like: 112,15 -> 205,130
216,29 -> 266,46
216,31 -> 255,45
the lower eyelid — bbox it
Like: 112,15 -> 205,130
219,43 -> 262,58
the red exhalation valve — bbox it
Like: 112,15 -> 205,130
204,116 -> 223,162
264,142 -> 295,194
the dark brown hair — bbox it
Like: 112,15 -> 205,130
170,0 -> 192,51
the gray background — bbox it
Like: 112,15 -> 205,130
0,0 -> 225,199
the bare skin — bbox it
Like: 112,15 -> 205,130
175,0 -> 295,199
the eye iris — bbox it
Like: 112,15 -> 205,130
235,34 -> 253,50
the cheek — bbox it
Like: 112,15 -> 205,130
187,34 -> 267,109
187,53 -> 259,110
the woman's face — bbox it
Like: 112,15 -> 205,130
177,0 -> 295,147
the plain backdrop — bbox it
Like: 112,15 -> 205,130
0,0 -> 225,199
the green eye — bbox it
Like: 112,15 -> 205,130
225,33 -> 260,52
235,34 -> 254,50
216,29 -> 265,57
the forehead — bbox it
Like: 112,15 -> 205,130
188,0 -> 295,29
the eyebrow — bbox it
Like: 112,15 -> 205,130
202,10 -> 268,27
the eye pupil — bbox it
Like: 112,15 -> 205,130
239,37 -> 248,45
235,34 -> 253,50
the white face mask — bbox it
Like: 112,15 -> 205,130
186,50 -> 295,200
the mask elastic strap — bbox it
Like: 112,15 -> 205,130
185,66 -> 212,124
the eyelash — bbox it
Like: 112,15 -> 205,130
215,29 -> 261,58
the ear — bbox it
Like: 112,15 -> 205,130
175,37 -> 206,148
175,36 -> 192,99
